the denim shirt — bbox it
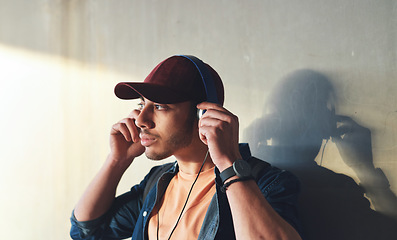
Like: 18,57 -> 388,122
70,144 -> 302,240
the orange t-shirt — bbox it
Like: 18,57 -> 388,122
147,166 -> 216,240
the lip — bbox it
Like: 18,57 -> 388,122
139,133 -> 157,147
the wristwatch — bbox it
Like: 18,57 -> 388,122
220,159 -> 252,184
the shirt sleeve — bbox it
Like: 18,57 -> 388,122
69,165 -> 163,240
256,165 -> 303,235
70,184 -> 144,239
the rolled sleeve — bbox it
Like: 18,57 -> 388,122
70,210 -> 107,239
69,188 -> 143,240
258,167 -> 302,234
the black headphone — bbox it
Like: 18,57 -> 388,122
177,55 -> 220,118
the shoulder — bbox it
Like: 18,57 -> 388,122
140,161 -> 177,202
238,143 -> 300,195
247,156 -> 300,197
139,161 -> 177,186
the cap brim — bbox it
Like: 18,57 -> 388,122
114,82 -> 191,104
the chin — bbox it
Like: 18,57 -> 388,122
144,148 -> 172,161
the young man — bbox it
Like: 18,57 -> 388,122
70,55 -> 302,240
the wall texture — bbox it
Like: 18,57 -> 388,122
0,0 -> 396,239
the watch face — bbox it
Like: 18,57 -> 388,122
233,160 -> 251,178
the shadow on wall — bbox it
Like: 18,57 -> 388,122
243,70 -> 397,240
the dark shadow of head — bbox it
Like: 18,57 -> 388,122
244,69 -> 397,240
245,69 -> 335,166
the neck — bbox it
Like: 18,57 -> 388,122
173,139 -> 214,175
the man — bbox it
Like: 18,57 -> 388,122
70,55 -> 302,240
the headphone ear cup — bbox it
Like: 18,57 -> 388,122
197,109 -> 204,119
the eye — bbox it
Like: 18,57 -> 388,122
154,104 -> 167,110
137,102 -> 144,110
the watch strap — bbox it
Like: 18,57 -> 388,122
220,176 -> 253,193
219,165 -> 236,184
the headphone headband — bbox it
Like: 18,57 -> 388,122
177,55 -> 220,104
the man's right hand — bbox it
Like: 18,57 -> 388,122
74,110 -> 145,222
109,110 -> 145,168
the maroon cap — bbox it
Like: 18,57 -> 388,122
114,55 -> 224,105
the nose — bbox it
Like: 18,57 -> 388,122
135,106 -> 155,129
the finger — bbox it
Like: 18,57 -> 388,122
197,102 -> 234,115
199,132 -> 208,145
198,126 -> 210,145
199,117 -> 232,134
111,122 -> 132,142
199,123 -> 229,142
199,108 -> 237,125
120,118 -> 140,142
196,101 -> 220,109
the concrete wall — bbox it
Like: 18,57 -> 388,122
0,0 -> 396,239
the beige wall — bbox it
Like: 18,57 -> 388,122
0,0 -> 396,239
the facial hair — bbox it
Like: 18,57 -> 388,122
145,115 -> 196,160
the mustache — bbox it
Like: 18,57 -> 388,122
140,129 -> 160,138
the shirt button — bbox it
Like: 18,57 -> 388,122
143,211 -> 148,217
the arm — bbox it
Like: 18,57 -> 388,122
73,110 -> 145,222
333,115 -> 397,216
197,102 -> 302,240
224,173 -> 301,240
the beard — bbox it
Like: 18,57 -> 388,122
145,115 -> 196,160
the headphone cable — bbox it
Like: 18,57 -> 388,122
157,149 -> 210,240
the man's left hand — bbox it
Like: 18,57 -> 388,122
197,102 -> 242,171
